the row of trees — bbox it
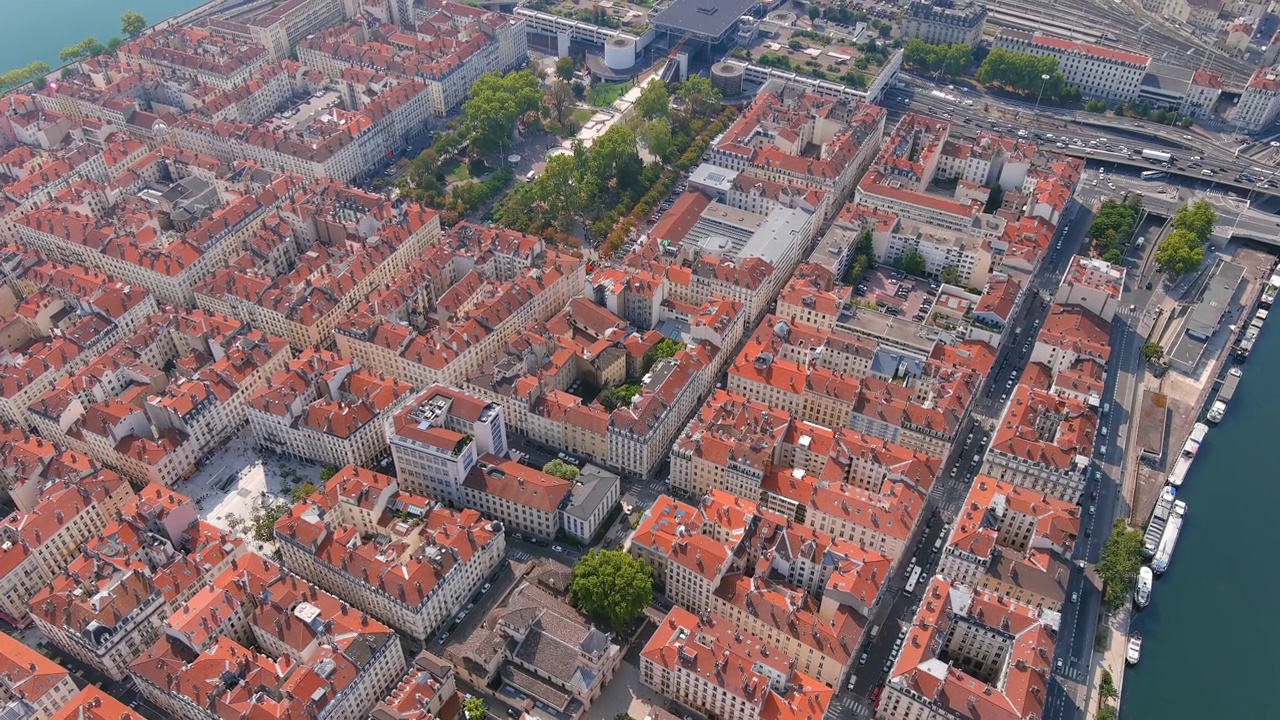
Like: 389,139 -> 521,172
1087,197 -> 1142,263
0,12 -> 145,91
902,39 -> 973,79
1097,519 -> 1144,610
842,230 -> 877,286
494,76 -> 724,247
1084,98 -> 1195,128
1154,200 -> 1216,276
976,47 -> 1078,104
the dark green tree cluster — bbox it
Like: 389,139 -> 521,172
1140,342 -> 1164,361
253,502 -> 290,542
1155,200 -> 1216,276
0,62 -> 50,91
569,549 -> 653,631
542,459 -> 580,481
645,338 -> 684,364
120,11 -> 147,36
60,38 -> 109,65
1086,197 -> 1141,263
842,230 -> 877,285
940,266 -> 962,285
893,247 -> 927,277
976,47 -> 1077,103
497,78 -> 724,248
1096,520 -> 1144,610
461,696 -> 487,720
598,381 -> 642,411
460,70 -> 544,158
902,39 -> 972,78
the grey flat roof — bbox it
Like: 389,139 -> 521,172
563,464 -> 619,521
652,0 -> 755,40
1186,260 -> 1244,340
1143,62 -> 1194,88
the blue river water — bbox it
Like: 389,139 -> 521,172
0,0 -> 205,71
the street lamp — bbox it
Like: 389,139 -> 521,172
1034,73 -> 1051,115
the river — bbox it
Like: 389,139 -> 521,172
1120,321 -> 1280,718
0,0 -> 205,72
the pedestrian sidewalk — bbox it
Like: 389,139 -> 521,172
1085,606 -> 1130,720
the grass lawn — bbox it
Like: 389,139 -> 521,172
570,107 -> 594,125
587,81 -> 632,107
442,159 -> 470,184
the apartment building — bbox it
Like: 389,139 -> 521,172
206,0 -> 358,60
901,0 -> 988,47
1030,303 -> 1111,377
38,311 -> 292,487
775,263 -> 851,332
939,477 -> 1080,611
561,464 -> 622,544
275,466 -> 505,641
641,606 -> 833,720
195,184 -> 444,348
447,562 -> 622,720
864,210 -> 996,288
1235,67 -> 1280,132
463,456 -> 570,540
387,385 -> 507,508
668,389 -> 791,499
707,84 -> 886,222
335,254 -> 584,387
982,384 -> 1096,503
1055,256 -> 1124,322
15,169 -> 303,305
0,472 -> 134,626
626,491 -> 758,598
29,485 -> 247,680
994,30 -> 1152,103
0,631 -> 78,720
371,651 -> 458,720
299,4 -> 526,116
118,27 -> 271,90
880,577 -> 1057,720
246,349 -> 415,468
48,687 -> 133,720
128,551 -> 406,720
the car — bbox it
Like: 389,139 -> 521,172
1091,490 -> 1098,500
437,631 -> 449,644
455,612 -> 465,623
859,653 -> 869,666
1089,505 -> 1097,516
1071,591 -> 1079,603
1056,658 -> 1064,671
950,467 -> 958,477
1084,526 -> 1092,537
552,544 -> 565,553
1191,155 -> 1201,160
1183,134 -> 1193,140
511,531 -> 523,540
508,709 -> 519,718
481,582 -> 492,594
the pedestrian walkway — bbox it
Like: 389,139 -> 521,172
1086,606 -> 1130,720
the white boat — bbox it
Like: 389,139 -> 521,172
1167,424 -> 1208,487
1142,486 -> 1176,558
1151,500 -> 1187,574
1127,634 -> 1143,665
1207,400 -> 1226,424
1134,566 -> 1153,609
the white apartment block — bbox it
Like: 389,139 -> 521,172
993,30 -> 1151,103
388,385 -> 508,508
1235,67 -> 1280,132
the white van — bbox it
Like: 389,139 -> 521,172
525,170 -> 537,182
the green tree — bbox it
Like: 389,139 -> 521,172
1096,520 -> 1144,610
1172,199 -> 1217,243
598,382 -> 642,411
1140,342 -> 1164,361
1097,706 -> 1118,720
1100,670 -> 1118,700
807,5 -> 820,19
555,55 -> 575,81
120,11 -> 147,37
0,61 -> 51,91
1084,99 -> 1108,113
676,75 -> 721,118
651,337 -> 684,360
635,80 -> 670,120
319,465 -> 339,482
546,78 -> 574,128
1087,198 -> 1140,260
940,266 -> 961,285
894,247 -> 927,276
1153,228 -> 1204,277
106,37 -> 123,54
587,125 -> 643,195
253,503 -> 290,542
461,69 -> 543,158
976,47 -> 1072,102
461,695 -> 487,720
60,37 -> 107,64
542,459 -> 580,481
570,549 -> 654,631
641,119 -> 674,163
855,229 -> 874,261
291,482 -> 317,502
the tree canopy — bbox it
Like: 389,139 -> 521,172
460,70 -> 543,158
60,37 -> 107,64
542,459 -> 580,481
570,549 -> 653,631
1087,198 -> 1141,263
1096,520 -> 1144,610
1172,199 -> 1217,243
291,482 -> 317,502
554,56 -> 575,81
254,502 -> 289,542
461,695 -> 487,720
940,266 -> 961,285
635,80 -> 670,121
120,11 -> 147,36
902,39 -> 972,78
1141,342 -> 1164,362
1153,228 -> 1204,277
598,382 -> 642,412
0,61 -> 50,91
976,47 -> 1076,103
894,247 -> 927,277
675,76 -> 722,119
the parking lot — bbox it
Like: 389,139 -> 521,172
269,89 -> 343,132
853,267 -> 937,321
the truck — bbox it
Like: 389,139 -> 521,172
1141,149 -> 1173,163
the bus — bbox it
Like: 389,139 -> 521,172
904,565 -> 923,594
1140,170 -> 1168,181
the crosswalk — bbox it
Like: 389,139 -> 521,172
510,550 -> 533,562
832,695 -> 872,719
